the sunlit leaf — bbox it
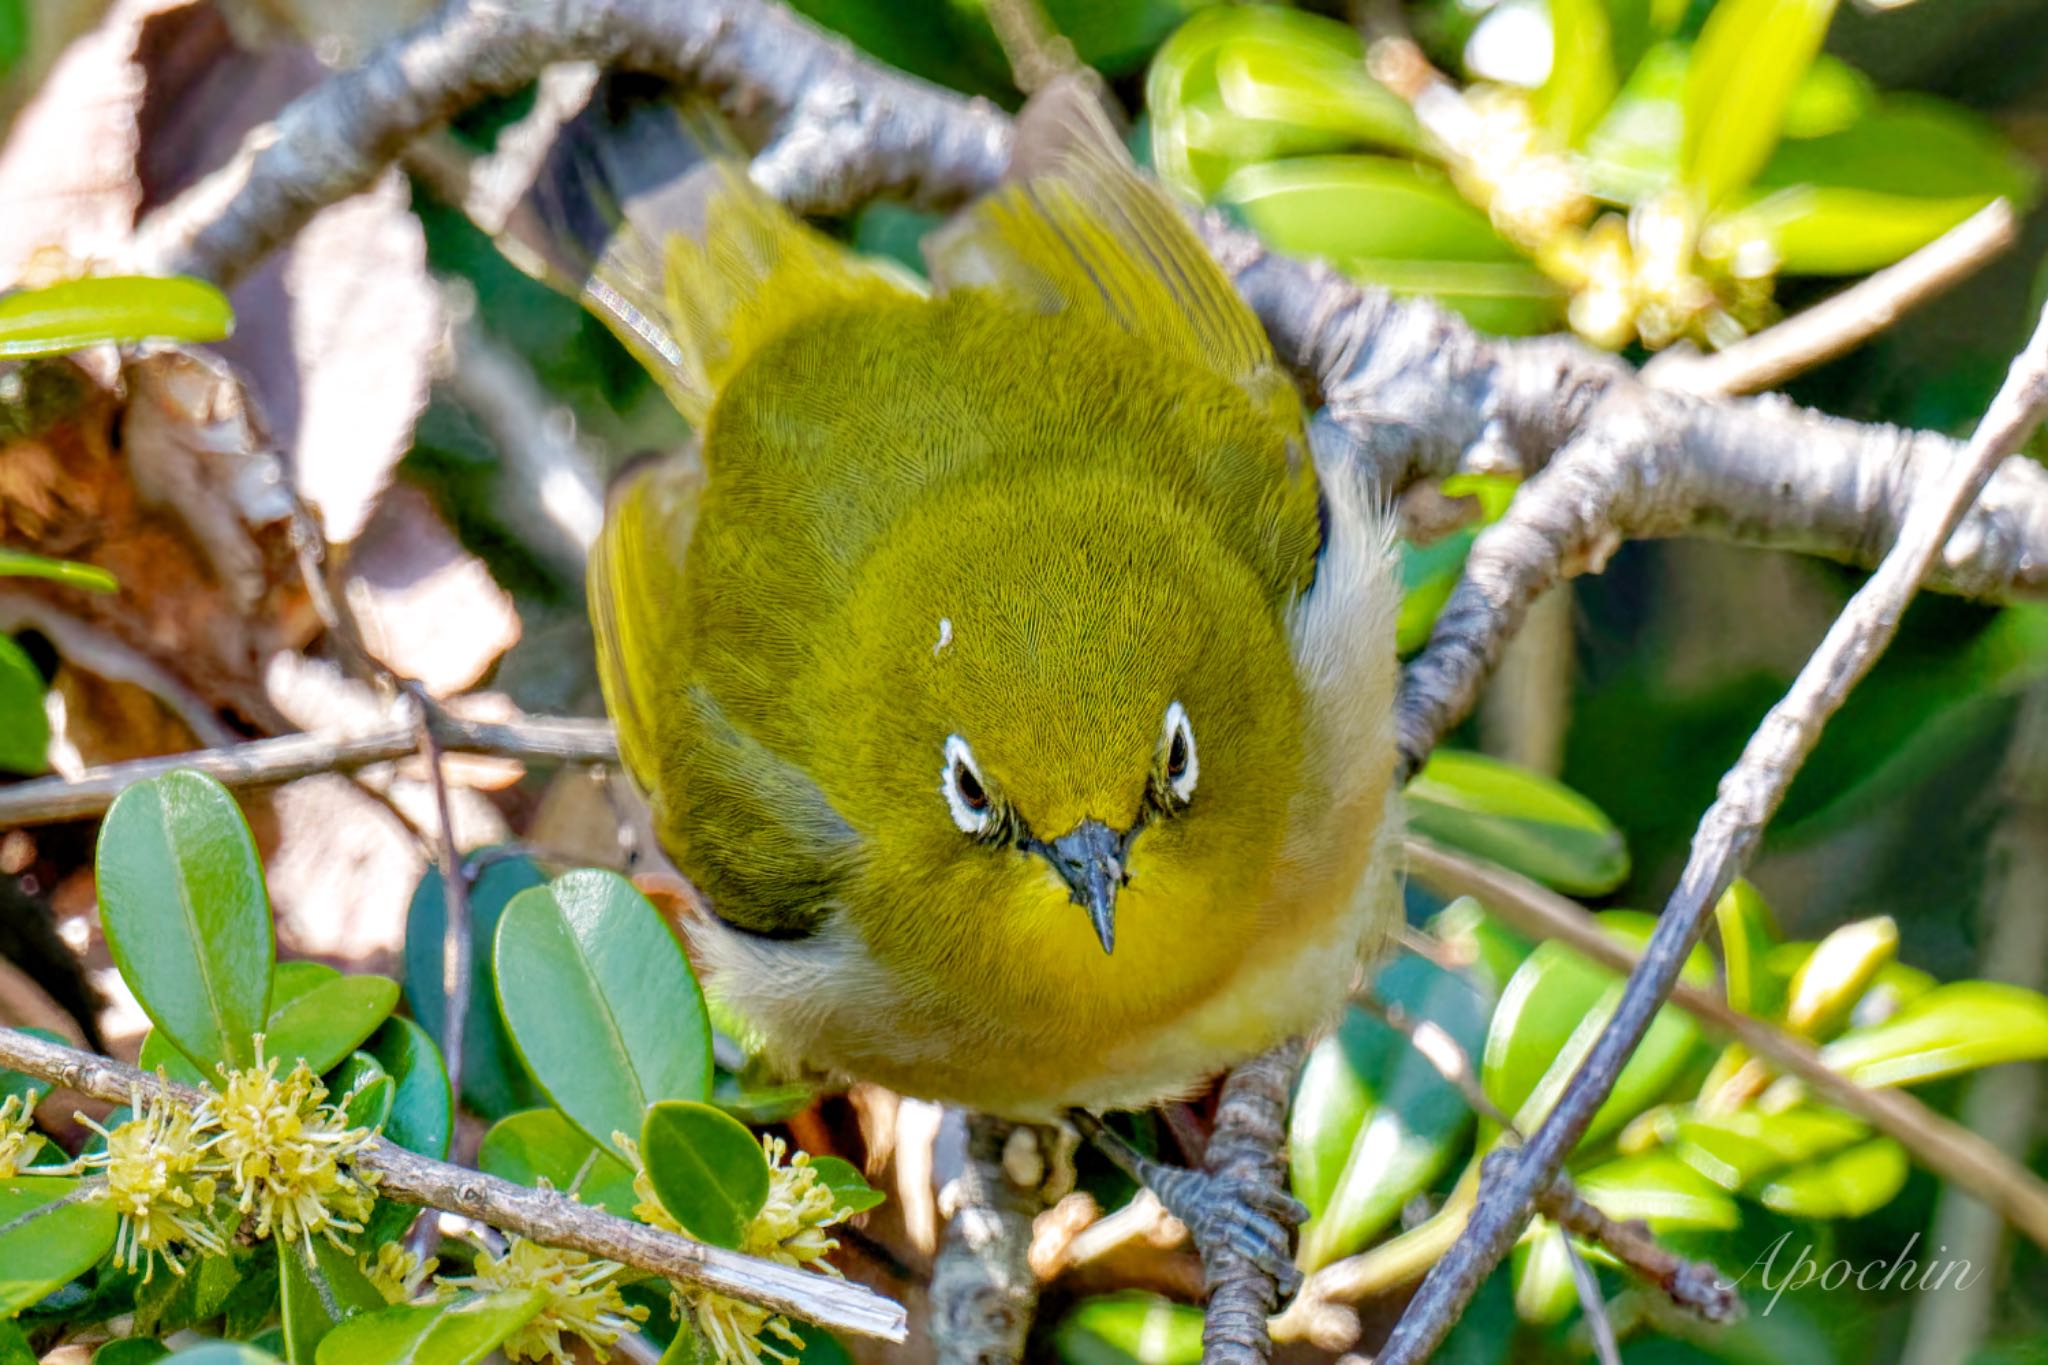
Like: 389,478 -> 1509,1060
0,550 -> 118,593
808,1156 -> 885,1215
0,277 -> 233,360
1536,0 -> 1615,144
1675,1104 -> 1866,1190
494,870 -> 712,1156
1760,1137 -> 1909,1218
1407,749 -> 1630,895
314,1290 -> 547,1365
98,771 -> 274,1071
1054,1292 -> 1205,1364
1683,0 -> 1840,208
1573,1150 -> 1741,1230
1713,879 -> 1779,1018
1820,981 -> 2048,1088
1784,917 -> 1895,1038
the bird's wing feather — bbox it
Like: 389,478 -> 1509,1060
591,454 -> 855,939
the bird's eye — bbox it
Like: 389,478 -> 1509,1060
1163,700 -> 1198,804
941,734 -> 995,834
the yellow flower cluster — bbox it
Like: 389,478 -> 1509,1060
438,1236 -> 648,1365
623,1133 -> 851,1365
365,1240 -> 439,1305
0,1094 -> 46,1177
70,1040 -> 380,1282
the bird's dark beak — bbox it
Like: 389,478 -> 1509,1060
1036,818 -> 1126,954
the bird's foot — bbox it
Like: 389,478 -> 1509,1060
1070,1110 -> 1306,1296
1147,1160 -> 1307,1296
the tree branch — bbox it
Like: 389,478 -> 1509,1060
0,1025 -> 906,1343
1378,296 -> 2048,1364
929,1113 -> 1044,1364
0,713 -> 616,828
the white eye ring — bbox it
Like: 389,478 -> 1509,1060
941,734 -> 994,834
1164,700 -> 1198,804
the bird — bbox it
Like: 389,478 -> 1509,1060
551,86 -> 1403,1284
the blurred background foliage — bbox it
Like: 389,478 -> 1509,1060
1,0 -> 2047,1359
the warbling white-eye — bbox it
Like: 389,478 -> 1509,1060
553,89 -> 1402,1283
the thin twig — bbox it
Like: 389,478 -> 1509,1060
1406,835 -> 2048,1247
1199,1039 -> 1305,1364
0,1025 -> 905,1342
1380,298 -> 2048,1364
1355,992 -> 1735,1326
0,714 -> 617,828
1643,200 -> 2019,397
406,684 -> 473,1114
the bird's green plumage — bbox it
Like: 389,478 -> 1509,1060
590,144 -> 1398,1115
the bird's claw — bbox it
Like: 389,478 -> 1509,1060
1147,1163 -> 1307,1298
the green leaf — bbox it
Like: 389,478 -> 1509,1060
1427,896 -> 1535,994
0,636 -> 45,775
1682,0 -> 1839,208
0,1322 -> 26,1365
0,0 -> 25,80
0,549 -> 118,592
1407,749 -> 1631,895
98,771 -> 275,1071
281,1235 -> 386,1365
337,1054 -> 396,1133
1054,1292 -> 1206,1364
1483,912 -> 1712,1146
166,1348 -> 283,1364
1820,981 -> 2048,1088
1294,957 -> 1488,1270
1536,0 -> 1616,145
0,277 -> 234,360
1572,1151 -> 1740,1230
1760,1137 -> 1908,1218
0,1176 -> 119,1315
93,1339 -> 172,1365
264,974 -> 401,1077
1219,157 -> 1563,336
494,870 -> 712,1156
404,853 -> 548,1119
367,1016 -> 454,1159
314,1290 -> 547,1365
477,1108 -> 639,1219
807,1155 -> 885,1215
640,1100 -> 770,1251
1713,879 -> 1779,1017
1784,916 -> 1895,1038
1510,1225 -> 1577,1325
1675,1104 -> 1866,1190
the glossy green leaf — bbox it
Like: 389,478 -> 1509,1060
1713,879 -> 1778,1017
640,1100 -> 770,1251
97,771 -> 274,1071
477,1108 -> 640,1219
807,1155 -> 885,1215
1407,749 -> 1631,895
1483,911 -> 1712,1146
1675,1104 -> 1865,1190
1510,1225 -> 1578,1325
1572,1151 -> 1740,1230
1148,7 -> 1417,198
1220,157 -> 1563,336
0,636 -> 45,774
263,974 -> 401,1077
1054,1292 -> 1205,1364
1760,1137 -> 1908,1218
337,1054 -> 396,1134
367,1016 -> 454,1159
1784,916 -> 1895,1038
0,277 -> 233,360
495,870 -> 712,1155
1536,0 -> 1615,144
281,1234 -> 385,1365
313,1290 -> 547,1365
0,1176 -> 119,1314
1683,0 -> 1839,207
405,853 -> 548,1119
1294,956 -> 1488,1270
1820,981 -> 2048,1088
0,549 -> 118,592
92,1340 -> 171,1365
